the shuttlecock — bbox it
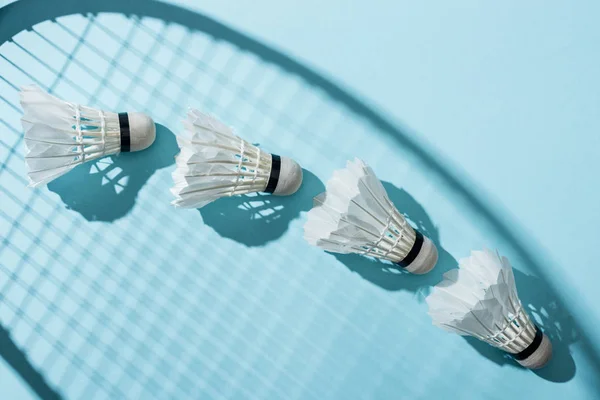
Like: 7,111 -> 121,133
170,109 -> 303,208
303,158 -> 438,274
426,249 -> 552,369
20,85 -> 156,187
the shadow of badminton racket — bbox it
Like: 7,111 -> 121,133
0,0 -> 599,399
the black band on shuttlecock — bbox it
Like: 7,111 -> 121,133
118,112 -> 131,152
264,154 -> 281,193
511,325 -> 543,361
396,230 -> 424,268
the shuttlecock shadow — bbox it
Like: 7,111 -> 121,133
464,268 -> 577,382
198,169 -> 324,246
47,124 -> 177,222
333,181 -> 458,298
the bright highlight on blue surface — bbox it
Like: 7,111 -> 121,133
0,1 -> 599,399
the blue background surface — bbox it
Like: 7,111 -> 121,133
1,0 -> 599,399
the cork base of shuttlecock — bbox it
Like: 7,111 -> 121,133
127,112 -> 156,151
273,157 -> 303,196
516,333 -> 553,369
404,236 -> 438,275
